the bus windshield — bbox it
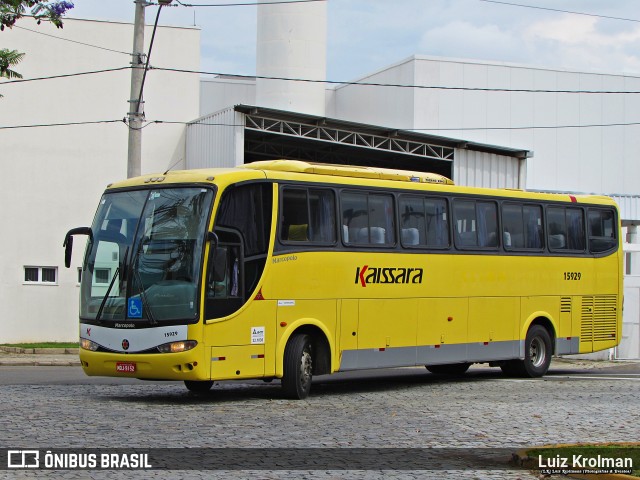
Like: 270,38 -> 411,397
80,187 -> 214,324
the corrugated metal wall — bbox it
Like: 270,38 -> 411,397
453,149 -> 523,189
186,107 -> 245,169
610,195 -> 640,224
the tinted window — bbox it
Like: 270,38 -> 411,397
341,191 -> 395,246
547,207 -> 585,251
502,203 -> 543,250
454,200 -> 498,248
399,195 -> 449,248
280,188 -> 336,244
588,208 -> 617,253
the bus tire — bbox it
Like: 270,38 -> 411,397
282,333 -> 313,400
501,325 -> 552,378
184,380 -> 213,392
426,363 -> 471,375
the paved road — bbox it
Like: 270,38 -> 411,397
1,360 -> 638,479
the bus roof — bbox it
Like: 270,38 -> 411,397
242,160 -> 455,185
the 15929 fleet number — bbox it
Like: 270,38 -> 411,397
564,272 -> 582,281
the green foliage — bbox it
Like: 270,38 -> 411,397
0,47 -> 23,78
1,1 -> 74,96
1,1 -> 74,31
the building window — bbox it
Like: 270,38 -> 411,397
24,266 -> 58,285
94,268 -> 111,284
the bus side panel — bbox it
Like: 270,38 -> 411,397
354,299 -> 418,369
416,297 -> 468,365
275,299 -> 337,375
520,296 -> 561,346
204,300 -> 278,376
467,297 -> 520,361
338,299 -> 359,370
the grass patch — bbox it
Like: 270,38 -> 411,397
1,342 -> 78,349
523,444 -> 639,477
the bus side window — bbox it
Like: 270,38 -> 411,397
399,195 -> 449,248
588,208 -> 617,253
502,203 -> 543,250
280,187 -> 336,244
342,191 -> 395,246
548,206 -> 585,251
454,200 -> 498,249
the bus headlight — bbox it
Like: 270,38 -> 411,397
80,338 -> 100,351
157,340 -> 197,353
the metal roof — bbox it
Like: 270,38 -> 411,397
234,104 -> 531,160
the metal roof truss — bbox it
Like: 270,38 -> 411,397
245,114 -> 454,162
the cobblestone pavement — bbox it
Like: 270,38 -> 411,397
1,359 -> 639,479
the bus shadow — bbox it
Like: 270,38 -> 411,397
99,368 -> 515,404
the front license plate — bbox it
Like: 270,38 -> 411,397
116,362 -> 136,373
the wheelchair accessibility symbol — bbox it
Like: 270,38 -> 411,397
128,298 -> 143,318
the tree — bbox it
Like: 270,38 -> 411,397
1,1 -> 74,31
0,1 -> 74,89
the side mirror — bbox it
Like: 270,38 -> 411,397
63,227 -> 93,268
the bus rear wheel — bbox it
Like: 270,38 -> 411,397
426,363 -> 471,375
184,380 -> 214,392
282,334 -> 313,400
501,325 -> 552,378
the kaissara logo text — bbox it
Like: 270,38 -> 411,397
355,265 -> 423,287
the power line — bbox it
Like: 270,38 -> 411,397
2,63 -> 640,95
14,25 -> 130,55
152,66 -> 640,94
170,0 -> 325,7
156,119 -> 640,130
0,66 -> 131,85
478,0 -> 640,23
0,120 -> 124,130
2,118 -> 640,131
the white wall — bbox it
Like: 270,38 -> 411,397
0,18 -> 200,342
330,57 -> 416,129
346,56 -> 640,196
200,77 -> 256,117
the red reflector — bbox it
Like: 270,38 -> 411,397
567,337 -> 571,340
434,345 -> 440,349
219,357 -> 226,361
379,348 -> 385,351
258,354 -> 264,359
483,342 -> 489,346
569,195 -> 577,203
254,289 -> 265,300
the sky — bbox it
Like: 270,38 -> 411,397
48,0 -> 640,81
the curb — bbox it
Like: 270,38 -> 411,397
513,444 -> 639,480
0,346 -> 79,355
0,360 -> 81,367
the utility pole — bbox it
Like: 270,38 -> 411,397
127,0 -> 146,179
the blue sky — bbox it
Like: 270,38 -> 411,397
68,0 -> 640,80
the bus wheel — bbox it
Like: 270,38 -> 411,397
282,334 -> 313,400
426,363 -> 471,375
501,325 -> 552,378
184,380 -> 214,392
523,325 -> 552,377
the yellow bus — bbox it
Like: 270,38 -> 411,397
64,160 -> 622,399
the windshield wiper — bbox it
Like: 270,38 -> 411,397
132,268 -> 158,325
131,238 -> 158,325
95,267 -> 120,323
